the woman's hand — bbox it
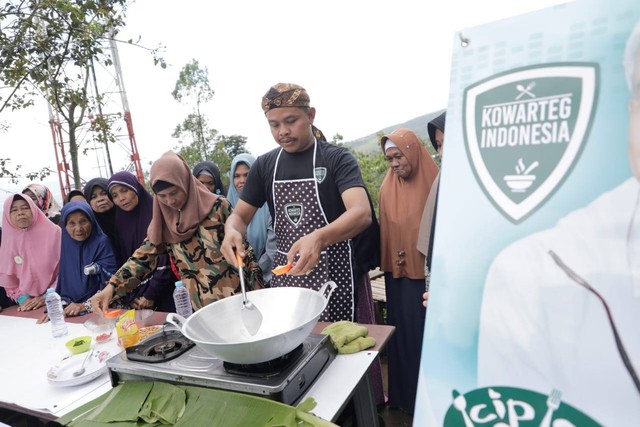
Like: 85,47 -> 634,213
17,295 -> 45,311
64,302 -> 86,317
36,313 -> 50,324
90,286 -> 115,316
132,297 -> 154,309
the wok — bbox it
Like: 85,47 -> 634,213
165,281 -> 337,364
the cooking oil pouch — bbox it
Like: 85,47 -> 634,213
116,309 -> 140,348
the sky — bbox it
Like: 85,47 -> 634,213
0,0 -> 569,205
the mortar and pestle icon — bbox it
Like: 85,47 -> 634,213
504,160 -> 539,192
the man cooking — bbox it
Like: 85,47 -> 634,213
221,83 -> 371,322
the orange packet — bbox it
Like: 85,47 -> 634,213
115,309 -> 140,348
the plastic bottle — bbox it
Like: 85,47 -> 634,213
45,288 -> 68,338
173,281 -> 193,318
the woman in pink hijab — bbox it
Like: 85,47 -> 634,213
0,194 -> 61,310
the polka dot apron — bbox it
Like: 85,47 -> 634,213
271,140 -> 354,322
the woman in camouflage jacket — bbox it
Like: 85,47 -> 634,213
91,151 -> 263,313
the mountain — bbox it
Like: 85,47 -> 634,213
345,109 -> 446,153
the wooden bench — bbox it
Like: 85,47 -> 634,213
368,269 -> 386,325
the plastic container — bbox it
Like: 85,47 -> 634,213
45,288 -> 68,338
173,281 -> 193,318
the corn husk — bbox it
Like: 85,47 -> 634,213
58,382 -> 338,427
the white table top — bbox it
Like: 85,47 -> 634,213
0,315 -> 378,422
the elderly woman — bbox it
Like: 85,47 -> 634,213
0,194 -> 61,310
107,171 -> 176,312
91,151 -> 263,315
379,128 -> 439,415
22,183 -> 62,225
227,154 -> 275,286
193,160 -> 227,196
39,202 -> 118,321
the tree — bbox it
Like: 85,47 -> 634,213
172,59 -> 215,161
0,1 -> 165,188
217,134 -> 249,160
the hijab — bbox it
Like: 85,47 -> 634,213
107,172 -> 154,258
83,178 -> 119,258
0,194 -> 61,300
148,151 -> 219,245
56,202 -> 118,304
193,161 -> 227,196
227,154 -> 269,257
379,128 -> 439,278
22,183 -> 61,221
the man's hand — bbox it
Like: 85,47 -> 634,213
287,230 -> 325,276
221,227 -> 246,266
90,286 -> 115,316
423,291 -> 429,308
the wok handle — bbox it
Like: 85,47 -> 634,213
319,281 -> 338,305
165,313 -> 187,332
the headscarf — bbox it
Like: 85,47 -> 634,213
22,183 -> 61,221
427,111 -> 446,151
192,161 -> 227,196
148,151 -> 219,245
379,128 -> 439,278
107,172 -> 154,259
83,178 -> 119,259
227,154 -> 269,257
64,189 -> 86,204
0,194 -> 61,300
261,82 -> 327,142
56,202 -> 118,304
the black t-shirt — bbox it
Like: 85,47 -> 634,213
241,140 -> 365,222
241,140 -> 380,277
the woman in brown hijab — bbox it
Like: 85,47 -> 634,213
91,151 -> 263,314
378,128 -> 439,415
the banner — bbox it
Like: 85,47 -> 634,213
415,0 -> 640,425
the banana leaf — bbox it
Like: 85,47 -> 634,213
57,381 -> 338,427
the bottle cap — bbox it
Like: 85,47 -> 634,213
175,281 -> 184,287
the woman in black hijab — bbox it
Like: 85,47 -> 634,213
193,161 -> 227,196
83,178 -> 121,263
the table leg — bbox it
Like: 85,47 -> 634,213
352,369 -> 379,427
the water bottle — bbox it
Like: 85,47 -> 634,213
83,262 -> 100,275
45,288 -> 68,338
173,281 -> 193,318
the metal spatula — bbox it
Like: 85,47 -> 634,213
236,252 -> 263,336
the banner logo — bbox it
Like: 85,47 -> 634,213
314,167 -> 327,184
443,387 -> 601,426
463,63 -> 599,223
284,203 -> 303,227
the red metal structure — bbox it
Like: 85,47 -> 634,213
50,38 -> 145,199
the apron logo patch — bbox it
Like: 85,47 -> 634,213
284,203 -> 304,227
463,63 -> 599,223
314,167 -> 327,184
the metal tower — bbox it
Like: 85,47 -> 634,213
49,37 -> 145,200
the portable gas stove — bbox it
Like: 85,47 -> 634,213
107,329 -> 336,405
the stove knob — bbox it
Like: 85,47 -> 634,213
298,374 -> 306,389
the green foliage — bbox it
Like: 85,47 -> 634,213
171,59 -> 250,190
216,134 -> 249,159
0,0 -> 129,115
0,157 -> 52,184
171,59 -> 214,104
